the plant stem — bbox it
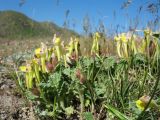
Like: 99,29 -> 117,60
79,89 -> 84,120
137,61 -> 160,120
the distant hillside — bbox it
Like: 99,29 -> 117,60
0,10 -> 79,40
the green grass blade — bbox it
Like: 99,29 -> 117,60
104,104 -> 133,120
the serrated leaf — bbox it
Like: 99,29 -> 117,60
83,112 -> 94,120
65,106 -> 74,116
25,90 -> 38,100
63,68 -> 71,76
116,59 -> 127,71
49,72 -> 61,88
134,54 -> 146,63
103,57 -> 116,70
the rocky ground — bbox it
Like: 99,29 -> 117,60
0,57 -> 37,120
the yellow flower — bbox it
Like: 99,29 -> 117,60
32,59 -> 40,83
136,100 -> 145,111
55,37 -> 61,45
35,48 -> 41,58
67,38 -> 74,55
19,65 -> 31,72
121,33 -> 127,43
19,64 -> 34,89
95,32 -> 100,38
54,37 -> 63,61
114,36 -> 120,41
19,66 -> 27,72
91,32 -> 101,56
136,95 -> 159,111
144,29 -> 152,36
74,38 -> 80,59
32,59 -> 38,64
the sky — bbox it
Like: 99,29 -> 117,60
0,0 -> 157,34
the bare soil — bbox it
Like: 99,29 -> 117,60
0,59 -> 36,120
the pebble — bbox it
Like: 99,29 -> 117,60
10,84 -> 16,88
0,84 -> 9,90
0,115 -> 7,120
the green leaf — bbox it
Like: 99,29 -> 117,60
85,99 -> 90,107
49,72 -> 61,88
63,68 -> 71,77
152,32 -> 160,38
83,112 -> 94,120
65,106 -> 74,116
104,104 -> 133,120
103,56 -> 116,70
133,53 -> 147,65
95,82 -> 107,97
25,90 -> 38,100
116,59 -> 127,72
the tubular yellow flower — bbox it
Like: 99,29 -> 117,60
32,59 -> 40,84
19,65 -> 31,72
54,37 -> 62,61
130,35 -> 137,54
19,64 -> 34,89
65,38 -> 78,66
116,42 -> 122,57
136,100 -> 145,111
144,29 -> 152,36
19,66 -> 27,72
41,57 -> 47,73
95,32 -> 100,38
95,32 -> 100,52
91,41 -> 96,55
74,38 -> 81,60
39,42 -> 48,73
68,38 -> 74,55
123,43 -> 128,58
27,70 -> 34,89
34,48 -> 41,58
121,33 -> 127,43
114,33 -> 134,58
74,38 -> 79,57
65,53 -> 71,64
114,35 -> 122,57
114,33 -> 129,58
91,32 -> 101,56
55,37 -> 61,45
136,95 -> 159,111
114,36 -> 120,41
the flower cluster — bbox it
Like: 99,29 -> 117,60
114,29 -> 159,58
114,33 -> 137,58
19,35 -> 81,89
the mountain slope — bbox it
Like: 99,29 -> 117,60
0,10 -> 78,39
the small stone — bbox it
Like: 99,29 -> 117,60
0,84 -> 9,90
10,84 -> 16,88
6,91 -> 11,95
0,111 -> 5,114
0,114 -> 7,120
22,112 -> 26,117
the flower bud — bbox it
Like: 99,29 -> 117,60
75,69 -> 86,84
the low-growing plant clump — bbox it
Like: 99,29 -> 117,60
17,29 -> 160,120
